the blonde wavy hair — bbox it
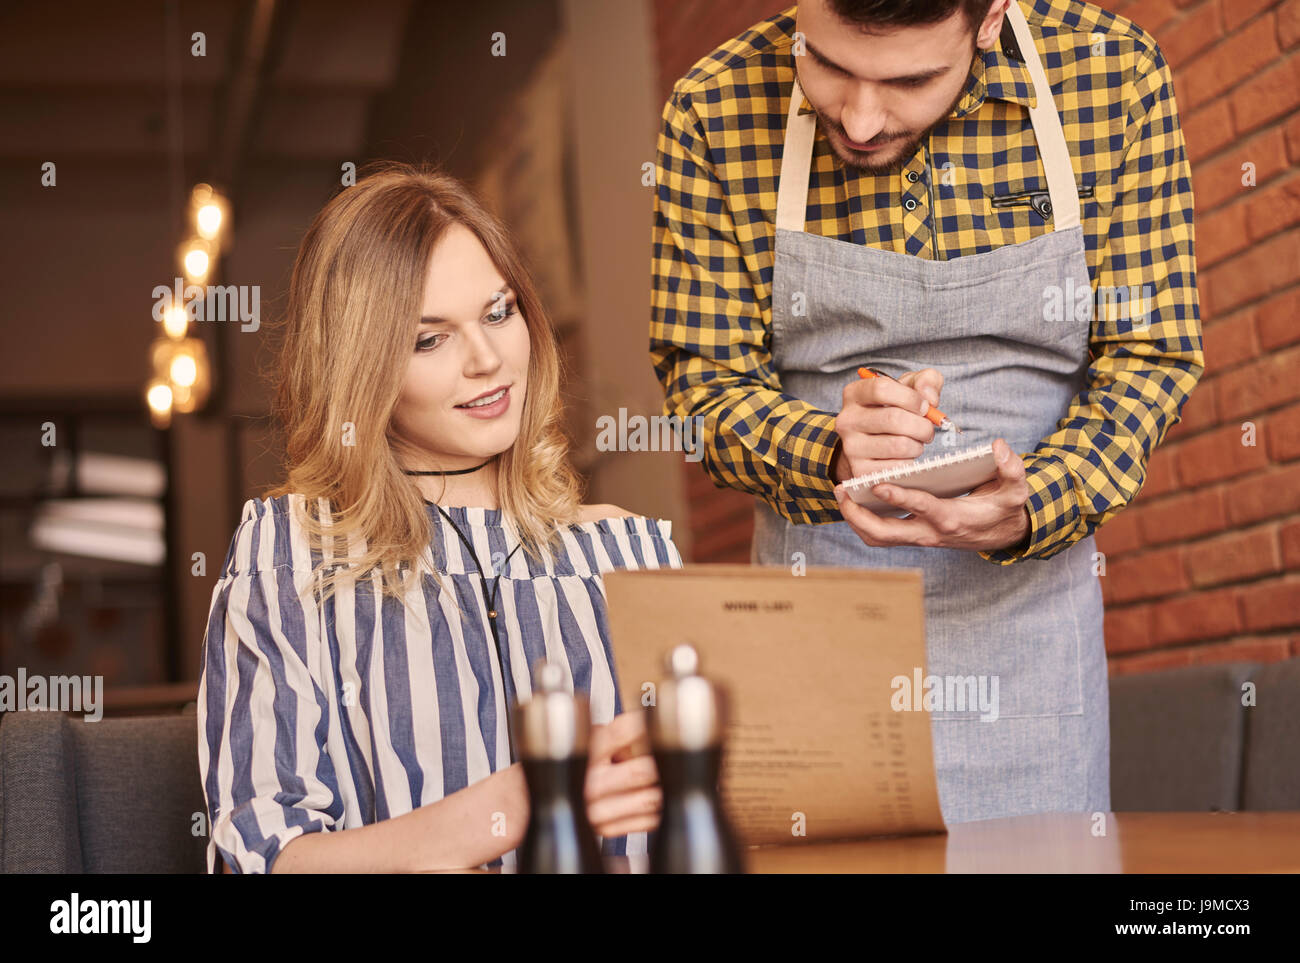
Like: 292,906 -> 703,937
264,161 -> 582,605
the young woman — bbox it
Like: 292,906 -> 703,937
197,162 -> 683,873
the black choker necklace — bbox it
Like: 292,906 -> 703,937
402,459 -> 494,477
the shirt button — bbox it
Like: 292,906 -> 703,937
906,170 -> 920,183
903,197 -> 918,211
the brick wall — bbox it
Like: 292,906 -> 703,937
1098,0 -> 1300,673
650,1 -> 1300,668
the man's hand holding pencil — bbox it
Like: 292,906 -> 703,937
831,367 -> 1033,553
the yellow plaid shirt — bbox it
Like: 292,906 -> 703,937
650,0 -> 1202,564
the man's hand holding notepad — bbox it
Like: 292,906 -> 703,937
833,436 -> 1033,553
836,442 -> 1000,517
830,366 -> 1034,552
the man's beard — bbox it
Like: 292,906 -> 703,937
812,83 -> 967,175
821,120 -> 928,174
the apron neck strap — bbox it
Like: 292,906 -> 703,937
776,77 -> 817,233
1004,0 -> 1080,230
775,0 -> 1080,234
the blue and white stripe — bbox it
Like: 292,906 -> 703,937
197,493 -> 683,873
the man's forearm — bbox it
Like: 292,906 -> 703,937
1000,504 -> 1033,553
269,763 -> 529,874
660,373 -> 842,524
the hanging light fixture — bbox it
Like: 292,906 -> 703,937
148,0 -> 238,428
177,236 -> 215,284
190,182 -> 231,247
149,335 -> 211,415
161,302 -> 188,339
146,378 -> 174,429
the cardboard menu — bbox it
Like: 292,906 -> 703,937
603,565 -> 946,846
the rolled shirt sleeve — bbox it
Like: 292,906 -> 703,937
197,522 -> 344,874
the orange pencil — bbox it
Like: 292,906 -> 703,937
857,366 -> 962,433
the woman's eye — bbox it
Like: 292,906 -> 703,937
486,301 -> 517,324
415,334 -> 444,352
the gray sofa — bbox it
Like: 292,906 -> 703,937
0,710 -> 207,873
1108,657 -> 1300,811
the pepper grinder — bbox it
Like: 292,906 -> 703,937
513,660 -> 604,874
648,644 -> 746,874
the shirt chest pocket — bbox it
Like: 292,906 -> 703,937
989,180 -> 1096,224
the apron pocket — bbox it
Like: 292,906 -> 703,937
921,545 -> 1091,720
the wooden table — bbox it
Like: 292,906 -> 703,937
591,812 -> 1300,873
733,812 -> 1300,873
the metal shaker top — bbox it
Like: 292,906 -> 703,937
649,644 -> 725,751
514,661 -> 590,760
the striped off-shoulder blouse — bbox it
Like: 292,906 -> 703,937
197,493 -> 684,874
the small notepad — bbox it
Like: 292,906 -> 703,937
837,442 -> 998,517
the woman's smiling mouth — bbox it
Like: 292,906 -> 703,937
455,384 -> 511,418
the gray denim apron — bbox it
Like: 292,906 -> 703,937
754,1 -> 1110,823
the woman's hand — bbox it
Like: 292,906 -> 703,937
584,710 -> 661,839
